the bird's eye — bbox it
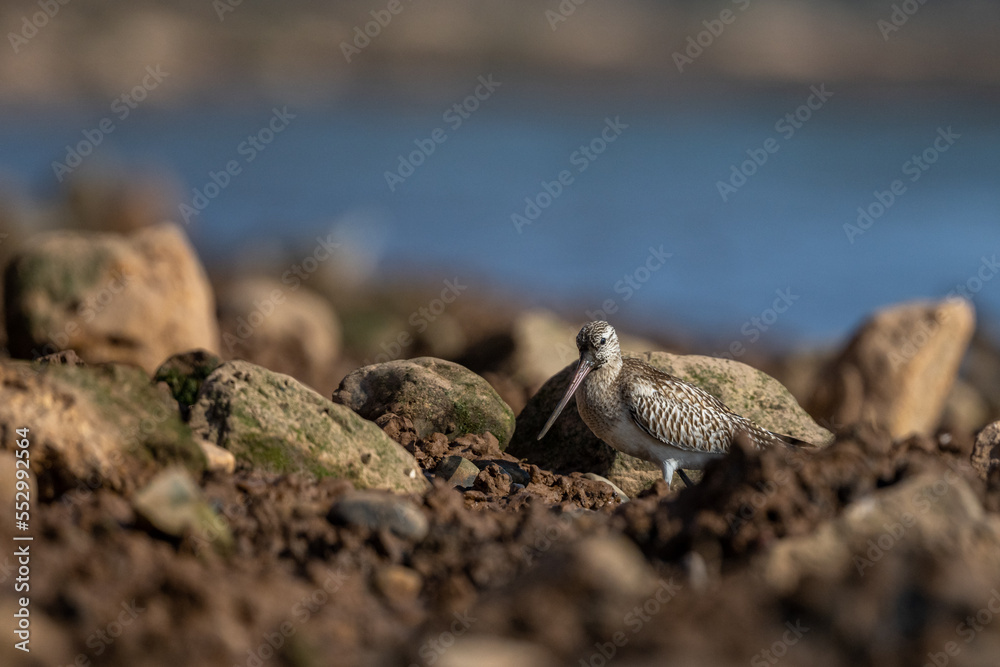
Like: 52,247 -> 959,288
599,337 -> 606,345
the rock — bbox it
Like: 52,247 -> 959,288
373,564 -> 424,605
435,638 -> 556,667
809,298 -> 975,439
153,349 -> 222,418
332,357 -> 516,448
328,489 -> 429,540
0,359 -> 205,497
132,467 -> 232,548
584,473 -> 629,502
508,352 -> 833,497
188,360 -> 426,493
972,421 -> 1000,480
761,472 -> 1000,596
435,455 -> 481,488
217,277 -> 342,394
197,439 -> 236,474
941,379 -> 991,434
3,223 -> 219,373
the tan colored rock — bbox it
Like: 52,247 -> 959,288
4,223 -> 219,373
217,276 -> 341,393
197,438 -> 236,474
810,298 -> 975,439
761,471 -> 1000,596
0,359 -> 205,495
941,379 -> 991,434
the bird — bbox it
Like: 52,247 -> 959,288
537,321 -> 810,487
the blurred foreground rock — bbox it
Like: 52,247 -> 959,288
217,276 -> 342,395
189,360 -> 427,493
332,357 -> 516,448
761,471 -> 1000,595
508,352 -> 832,497
3,223 -> 219,373
0,358 -> 205,498
810,298 -> 975,439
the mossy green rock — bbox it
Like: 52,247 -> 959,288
189,360 -> 427,493
331,357 -> 516,449
0,359 -> 205,496
154,349 -> 222,417
508,352 -> 833,497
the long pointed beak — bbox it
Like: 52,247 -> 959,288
537,358 -> 593,440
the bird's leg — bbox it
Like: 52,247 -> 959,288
677,469 -> 695,488
661,460 -> 679,488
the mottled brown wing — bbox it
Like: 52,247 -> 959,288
623,368 -> 737,454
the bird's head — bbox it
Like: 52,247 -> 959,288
537,321 -> 621,440
576,320 -> 620,369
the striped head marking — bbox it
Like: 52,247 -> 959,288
577,321 -> 620,369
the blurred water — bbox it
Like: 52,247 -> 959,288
1,82 -> 998,347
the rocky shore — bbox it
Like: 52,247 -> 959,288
2,223 -> 1000,666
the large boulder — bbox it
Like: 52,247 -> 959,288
332,357 -> 516,448
188,360 -> 427,493
217,276 -> 342,395
3,223 -> 219,373
508,352 -> 833,497
761,471 -> 1000,595
0,358 -> 205,498
810,298 -> 975,439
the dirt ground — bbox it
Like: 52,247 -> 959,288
5,408 -> 1000,667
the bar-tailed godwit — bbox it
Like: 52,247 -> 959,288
537,321 -> 810,486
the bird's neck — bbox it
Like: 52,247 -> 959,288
584,354 -> 623,392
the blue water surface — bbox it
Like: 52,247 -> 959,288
1,80 -> 998,347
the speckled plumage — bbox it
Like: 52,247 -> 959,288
538,321 -> 800,485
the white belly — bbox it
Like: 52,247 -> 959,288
589,410 -> 722,470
